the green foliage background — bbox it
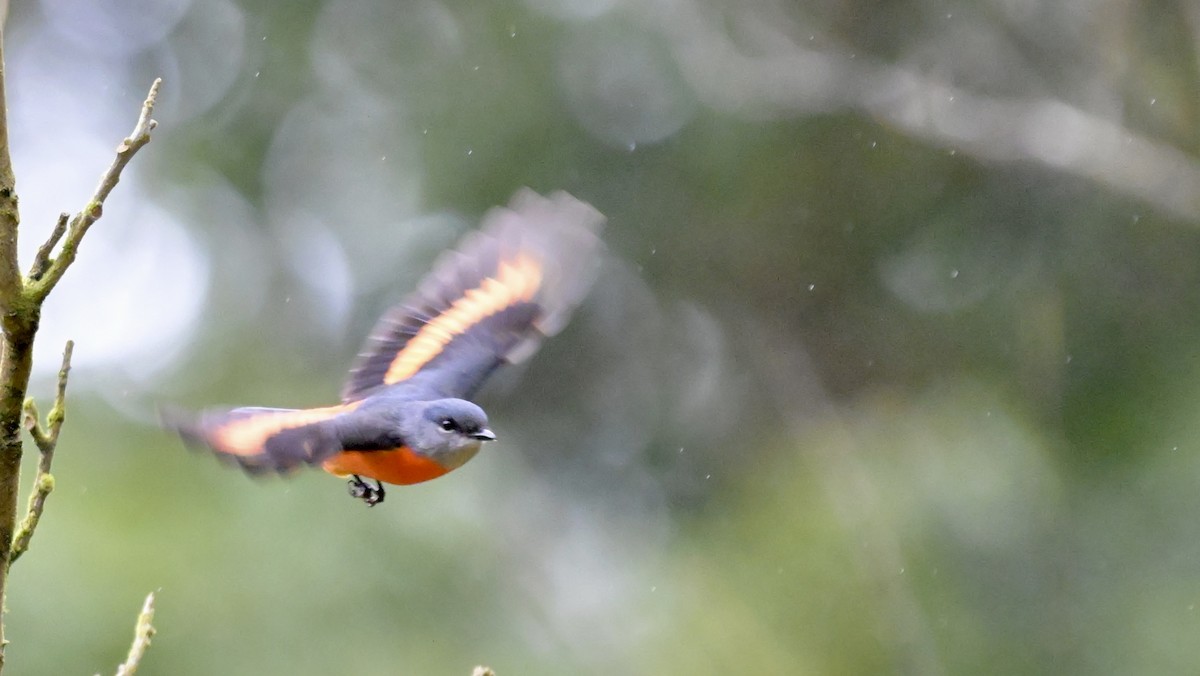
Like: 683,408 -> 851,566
5,0 -> 1200,674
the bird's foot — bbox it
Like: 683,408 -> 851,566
347,475 -> 386,507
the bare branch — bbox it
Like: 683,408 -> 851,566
0,13 -> 21,312
28,213 -> 67,282
9,340 -> 71,565
29,79 -> 161,300
114,592 -> 156,676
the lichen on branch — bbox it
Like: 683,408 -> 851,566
9,340 -> 72,565
114,592 -> 157,676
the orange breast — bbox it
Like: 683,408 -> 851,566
321,447 -> 452,486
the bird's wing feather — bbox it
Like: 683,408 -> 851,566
341,189 -> 604,402
164,404 -> 356,475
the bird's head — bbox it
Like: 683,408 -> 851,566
406,399 -> 495,469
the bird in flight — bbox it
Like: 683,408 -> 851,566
167,189 -> 604,506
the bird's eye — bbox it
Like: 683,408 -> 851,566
439,419 -> 456,432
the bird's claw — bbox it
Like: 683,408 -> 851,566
347,475 -> 385,507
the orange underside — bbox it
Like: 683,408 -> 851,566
321,447 -> 452,486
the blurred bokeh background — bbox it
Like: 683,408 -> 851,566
2,0 -> 1199,673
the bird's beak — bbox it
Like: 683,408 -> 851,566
472,428 -> 496,442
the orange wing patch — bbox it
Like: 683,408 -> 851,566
211,403 -> 359,457
382,254 -> 543,385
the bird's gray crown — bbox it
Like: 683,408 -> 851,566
422,399 -> 489,436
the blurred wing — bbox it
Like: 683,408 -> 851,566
342,189 -> 605,401
166,404 -> 356,475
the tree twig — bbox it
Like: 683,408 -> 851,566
28,213 -> 67,282
113,592 -> 156,676
28,79 -> 161,301
9,340 -> 71,565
